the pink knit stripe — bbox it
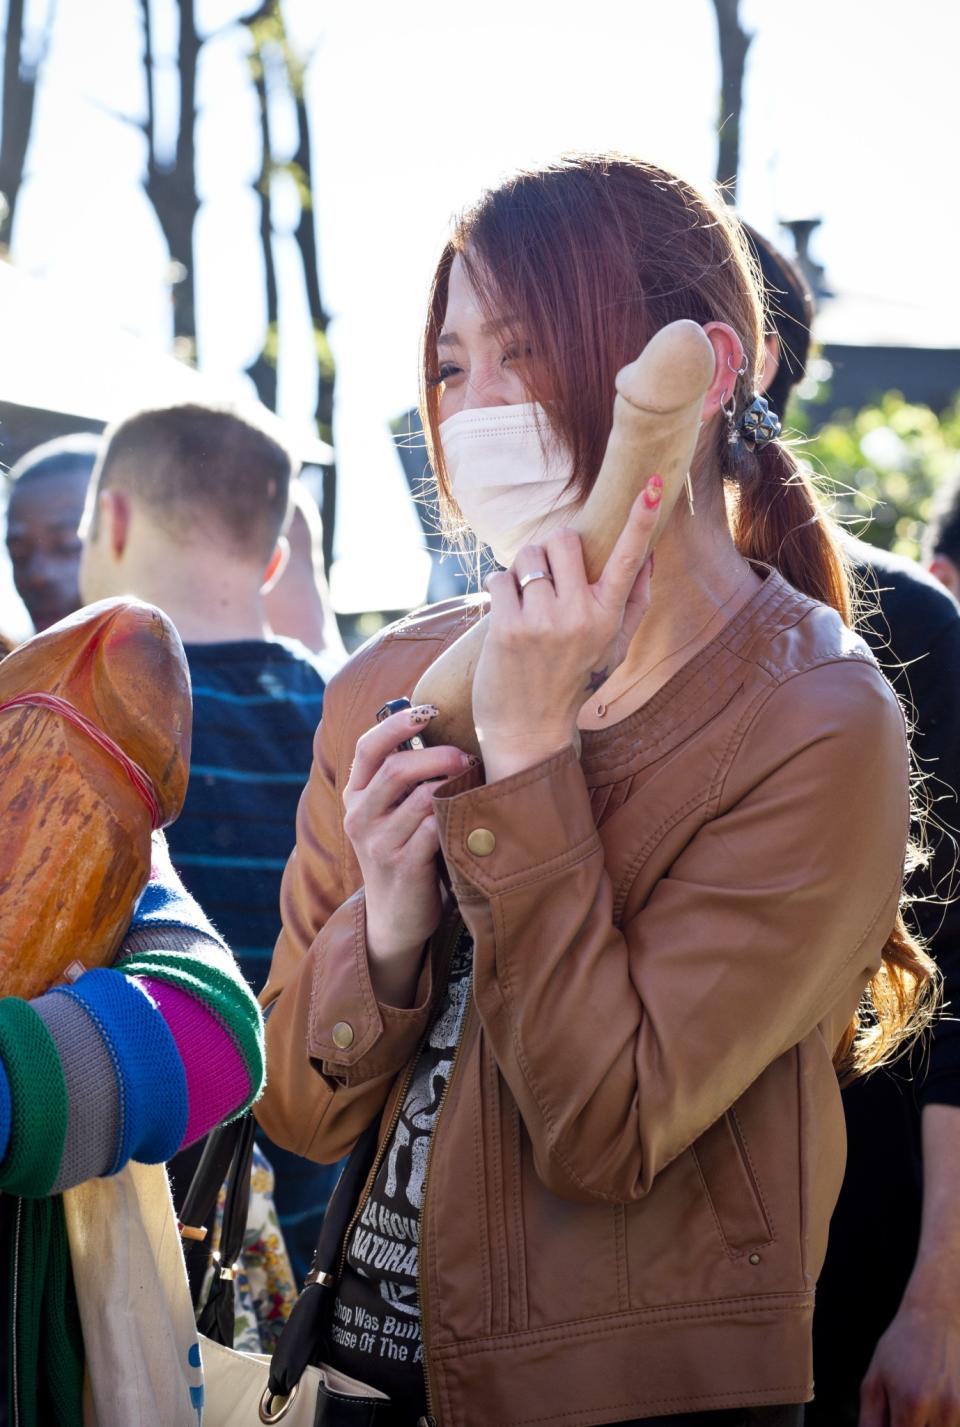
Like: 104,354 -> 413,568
135,976 -> 251,1147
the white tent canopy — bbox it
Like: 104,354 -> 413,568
0,260 -> 333,464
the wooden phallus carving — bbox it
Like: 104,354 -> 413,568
411,320 -> 717,757
0,599 -> 192,999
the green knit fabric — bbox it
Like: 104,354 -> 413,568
7,1196 -> 85,1427
0,999 -> 68,1197
40,1196 -> 85,1426
116,949 -> 265,1109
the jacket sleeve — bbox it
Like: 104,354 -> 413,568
255,663 -> 449,1164
433,658 -> 912,1204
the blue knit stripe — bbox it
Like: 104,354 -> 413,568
0,1057 -> 10,1162
133,875 -> 221,941
50,970 -> 188,1171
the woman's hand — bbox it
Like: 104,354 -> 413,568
473,478 -> 662,784
343,705 -> 474,1003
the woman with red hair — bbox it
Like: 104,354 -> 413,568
257,155 -> 934,1426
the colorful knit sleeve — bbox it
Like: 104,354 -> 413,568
0,834 -> 265,1197
118,834 -> 265,1134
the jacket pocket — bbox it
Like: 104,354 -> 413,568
478,1041 -> 529,1334
691,1108 -> 775,1257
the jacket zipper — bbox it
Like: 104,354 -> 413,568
334,915 -> 463,1291
335,1057 -> 418,1289
12,1197 -> 22,1427
417,955 -> 474,1427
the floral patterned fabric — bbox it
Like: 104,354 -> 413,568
202,1143 -> 299,1353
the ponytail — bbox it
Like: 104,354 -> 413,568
732,439 -> 851,623
732,435 -> 940,1080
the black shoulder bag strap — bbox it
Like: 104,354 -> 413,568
185,1112 -> 379,1395
178,1111 -> 257,1345
268,1118 -> 379,1396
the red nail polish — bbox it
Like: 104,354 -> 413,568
649,473 -> 664,489
642,487 -> 662,509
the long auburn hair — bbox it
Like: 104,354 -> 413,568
420,152 -> 936,1078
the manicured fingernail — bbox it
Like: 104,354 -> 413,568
649,473 -> 663,489
642,483 -> 662,509
411,704 -> 439,724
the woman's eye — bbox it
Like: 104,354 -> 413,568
427,362 -> 461,388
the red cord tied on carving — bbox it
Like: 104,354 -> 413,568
0,691 -> 163,830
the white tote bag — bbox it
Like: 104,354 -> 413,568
63,1160 -> 204,1427
199,1340 -> 386,1427
64,1157 -> 389,1426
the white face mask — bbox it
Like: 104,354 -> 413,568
439,402 -> 581,568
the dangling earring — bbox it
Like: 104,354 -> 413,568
721,351 -> 748,446
721,351 -> 749,446
720,388 -> 739,446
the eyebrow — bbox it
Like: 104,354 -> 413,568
437,317 -> 518,348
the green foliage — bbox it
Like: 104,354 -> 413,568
276,161 -> 312,209
313,326 -> 336,383
262,321 -> 280,366
248,4 -> 306,95
796,392 -> 960,559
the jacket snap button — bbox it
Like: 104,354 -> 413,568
748,1252 -> 761,1265
332,1021 -> 355,1050
466,828 -> 496,856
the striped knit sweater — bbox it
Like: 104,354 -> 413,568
0,834 -> 264,1198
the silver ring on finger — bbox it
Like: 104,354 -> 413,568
518,569 -> 554,593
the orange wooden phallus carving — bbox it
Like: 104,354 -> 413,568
0,598 -> 192,999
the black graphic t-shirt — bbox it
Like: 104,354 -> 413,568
329,931 -> 473,1412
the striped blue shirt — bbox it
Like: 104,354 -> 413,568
165,638 -> 338,1281
166,638 -> 325,993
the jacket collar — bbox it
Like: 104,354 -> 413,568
578,567 -> 816,783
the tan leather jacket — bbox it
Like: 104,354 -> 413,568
258,570 -> 910,1426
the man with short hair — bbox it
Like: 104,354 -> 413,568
80,402 -> 338,1281
5,433 -> 101,631
925,475 -> 960,600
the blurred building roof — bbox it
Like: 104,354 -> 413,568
815,289 -> 960,351
0,259 -> 333,464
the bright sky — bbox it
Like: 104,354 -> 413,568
2,0 -> 959,624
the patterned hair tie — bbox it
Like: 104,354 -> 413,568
739,395 -> 781,448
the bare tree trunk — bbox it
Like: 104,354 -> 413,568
711,0 -> 752,202
291,90 -> 334,448
243,3 -> 336,564
241,2 -> 336,555
139,0 -> 200,347
291,84 -> 337,569
242,3 -> 280,410
0,0 -> 55,249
